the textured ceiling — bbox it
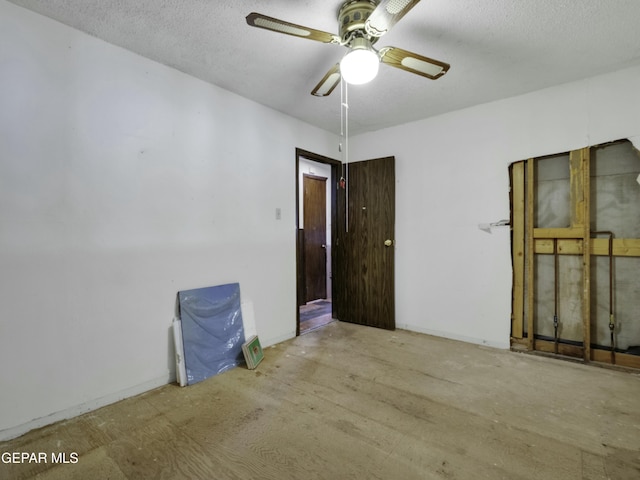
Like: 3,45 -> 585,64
8,0 -> 640,135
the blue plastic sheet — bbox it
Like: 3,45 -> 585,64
178,283 -> 245,385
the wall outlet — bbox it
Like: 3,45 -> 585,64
275,208 -> 281,220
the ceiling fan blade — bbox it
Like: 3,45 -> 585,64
311,64 -> 341,97
379,46 -> 450,79
365,0 -> 422,37
246,12 -> 339,44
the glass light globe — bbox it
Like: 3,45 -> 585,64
340,48 -> 380,85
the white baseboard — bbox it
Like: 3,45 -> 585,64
396,323 -> 510,350
262,331 -> 296,348
0,373 -> 171,442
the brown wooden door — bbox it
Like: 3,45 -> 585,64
335,156 -> 395,330
303,174 -> 327,302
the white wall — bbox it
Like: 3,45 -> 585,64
350,64 -> 640,350
0,1 -> 338,440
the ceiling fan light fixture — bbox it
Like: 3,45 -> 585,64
246,2 -> 450,96
340,37 -> 379,85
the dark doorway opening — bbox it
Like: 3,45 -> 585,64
296,149 -> 340,335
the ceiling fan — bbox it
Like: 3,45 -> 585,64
246,0 -> 450,97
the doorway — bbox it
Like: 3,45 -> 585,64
303,174 -> 327,303
296,149 -> 397,335
296,149 -> 340,335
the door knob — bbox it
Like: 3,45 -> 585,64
384,239 -> 393,247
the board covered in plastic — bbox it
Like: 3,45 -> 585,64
178,283 -> 245,385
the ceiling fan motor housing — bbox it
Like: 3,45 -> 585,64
338,0 -> 378,44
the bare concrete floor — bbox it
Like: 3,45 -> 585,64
2,321 -> 640,479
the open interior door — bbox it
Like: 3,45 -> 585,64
335,156 -> 395,330
302,174 -> 328,302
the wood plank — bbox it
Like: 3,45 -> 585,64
535,238 -> 640,256
510,337 -> 528,348
533,338 -> 584,358
580,147 -> 591,363
511,162 -> 525,338
570,149 -> 586,228
591,349 -> 640,369
533,227 -> 584,238
526,158 -> 535,350
534,238 -> 582,254
596,238 -> 640,257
